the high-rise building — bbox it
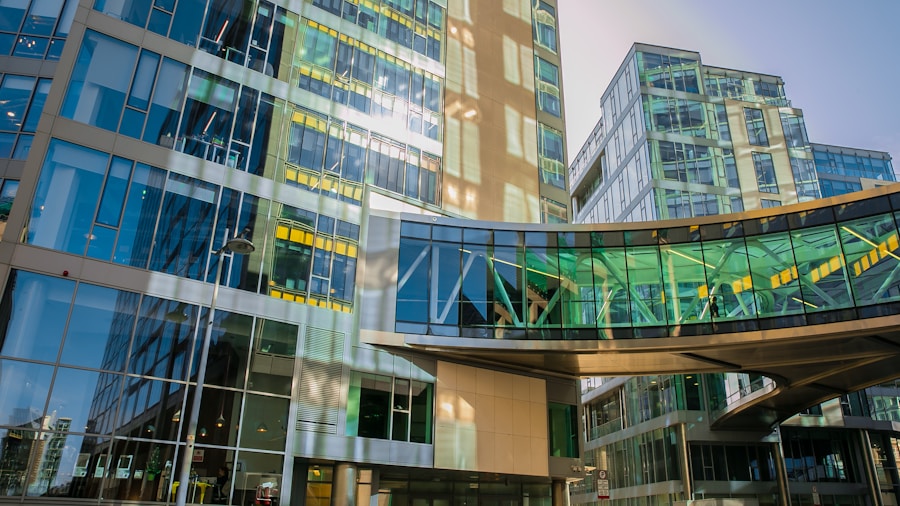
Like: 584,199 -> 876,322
0,0 -> 581,504
568,44 -> 900,506
569,43 -> 896,225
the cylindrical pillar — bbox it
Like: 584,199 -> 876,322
859,430 -> 884,506
773,440 -> 791,506
331,462 -> 359,506
677,423 -> 693,501
551,479 -> 568,506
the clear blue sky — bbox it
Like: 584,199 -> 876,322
558,0 -> 900,163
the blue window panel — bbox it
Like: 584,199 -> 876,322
29,139 -> 108,255
61,30 -> 138,131
0,270 -> 76,362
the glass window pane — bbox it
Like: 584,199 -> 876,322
60,30 -> 137,131
47,367 -> 120,436
746,233 -> 803,318
239,394 -> 289,451
792,225 -> 852,312
28,140 -> 108,255
129,295 -> 198,381
841,213 -> 900,306
0,359 -> 54,423
60,283 -> 138,370
113,163 -> 166,268
0,74 -> 35,131
0,270 -> 76,361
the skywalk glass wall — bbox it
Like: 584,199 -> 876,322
396,194 -> 900,339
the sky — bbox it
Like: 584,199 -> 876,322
557,0 -> 900,162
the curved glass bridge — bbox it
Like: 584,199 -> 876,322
359,186 -> 900,428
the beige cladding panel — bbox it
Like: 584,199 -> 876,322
434,361 -> 549,476
443,0 -> 542,223
725,100 -> 799,209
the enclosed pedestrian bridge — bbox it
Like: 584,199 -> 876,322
358,186 -> 900,428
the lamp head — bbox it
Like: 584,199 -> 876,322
224,237 -> 255,255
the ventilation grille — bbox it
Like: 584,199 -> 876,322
295,326 -> 344,434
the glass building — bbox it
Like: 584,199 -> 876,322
567,43 -> 900,506
569,44 -> 894,225
0,0 -> 579,504
812,143 -> 896,198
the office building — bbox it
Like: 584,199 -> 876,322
0,0 -> 581,504
569,43 -> 895,225
568,44 -> 900,506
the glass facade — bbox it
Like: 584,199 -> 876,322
0,270 -> 293,500
397,194 -> 900,338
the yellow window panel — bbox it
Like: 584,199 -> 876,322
270,289 -> 282,299
831,257 -> 843,272
779,270 -> 791,285
853,262 -> 862,277
697,285 -> 708,299
335,241 -> 347,256
275,225 -> 289,240
289,227 -> 303,243
770,274 -> 781,289
285,168 -> 297,182
347,244 -> 358,258
888,234 -> 899,252
790,265 -> 798,279
282,292 -> 295,301
868,250 -> 879,267
860,255 -> 870,272
811,269 -> 820,283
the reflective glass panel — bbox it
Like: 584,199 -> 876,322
60,283 -> 139,370
0,270 -> 75,361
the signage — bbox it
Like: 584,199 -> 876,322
597,469 -> 609,500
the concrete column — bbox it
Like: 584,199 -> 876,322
772,441 -> 791,506
677,423 -> 693,501
551,479 -> 568,506
331,462 -> 358,506
859,430 -> 884,506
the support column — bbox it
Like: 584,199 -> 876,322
859,430 -> 884,506
773,441 -> 791,506
331,463 -> 358,506
677,423 -> 693,501
551,479 -> 568,506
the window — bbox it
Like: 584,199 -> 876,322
346,372 -> 433,443
760,199 -> 781,208
780,113 -> 809,149
752,152 -> 778,193
538,124 -> 565,189
548,402 -> 578,458
535,57 -> 561,117
541,197 -> 567,224
744,108 -> 768,146
532,1 -> 557,52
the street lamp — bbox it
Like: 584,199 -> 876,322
175,234 -> 254,506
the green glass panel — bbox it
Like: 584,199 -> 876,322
660,243 -> 708,324
745,233 -> 804,318
557,246 -> 595,327
791,224 -> 852,312
701,238 -> 756,321
592,247 -> 631,327
626,246 -> 665,326
491,245 -> 525,328
839,213 -> 900,306
524,246 -> 561,327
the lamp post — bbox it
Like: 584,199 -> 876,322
175,235 -> 255,506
